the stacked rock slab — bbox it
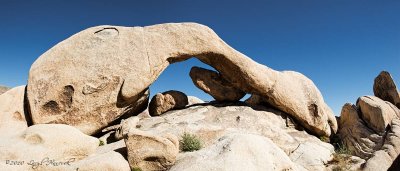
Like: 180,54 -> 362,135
357,96 -> 400,133
338,71 -> 400,167
27,22 -> 336,136
338,103 -> 381,159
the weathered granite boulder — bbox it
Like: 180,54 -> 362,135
357,96 -> 400,133
0,86 -> 28,138
0,123 -> 131,171
149,90 -> 188,116
124,130 -> 179,171
338,103 -> 381,159
374,71 -> 400,108
363,119 -> 400,171
28,22 -> 336,136
0,124 -> 99,170
189,66 -> 245,101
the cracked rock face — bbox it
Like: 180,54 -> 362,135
338,103 -> 382,159
363,119 -> 400,171
28,22 -> 336,136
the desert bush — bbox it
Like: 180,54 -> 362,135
131,167 -> 142,171
180,132 -> 202,152
99,139 -> 105,146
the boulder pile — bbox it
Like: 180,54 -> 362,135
337,71 -> 400,170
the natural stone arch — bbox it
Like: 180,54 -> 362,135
28,23 -> 337,136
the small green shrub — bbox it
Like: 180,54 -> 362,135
327,141 -> 352,171
335,143 -> 351,155
99,139 -> 105,146
131,167 -> 142,171
319,136 -> 330,143
180,132 -> 202,152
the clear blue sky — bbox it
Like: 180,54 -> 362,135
0,0 -> 399,115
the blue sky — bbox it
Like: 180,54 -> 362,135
0,0 -> 399,115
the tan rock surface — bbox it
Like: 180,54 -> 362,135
171,133 -> 306,171
374,71 -> 400,108
189,66 -> 245,101
357,96 -> 400,133
363,119 -> 400,171
133,104 -> 335,170
0,86 -> 28,138
124,130 -> 179,171
0,124 -> 99,171
149,90 -> 188,116
28,22 -> 336,136
68,151 -> 130,171
338,103 -> 381,159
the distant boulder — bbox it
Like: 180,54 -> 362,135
374,71 -> 400,108
0,86 -> 10,95
149,90 -> 188,116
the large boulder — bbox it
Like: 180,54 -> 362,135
0,124 -> 100,170
374,71 -> 400,108
337,103 -> 381,159
363,119 -> 400,171
28,22 -> 336,136
124,130 -> 179,171
0,123 -> 131,171
0,86 -> 28,137
189,66 -> 245,101
149,90 -> 188,116
68,151 -> 130,171
357,96 -> 400,133
170,133 -> 305,171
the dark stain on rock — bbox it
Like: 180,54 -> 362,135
43,100 -> 61,113
62,85 -> 74,109
308,103 -> 319,117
